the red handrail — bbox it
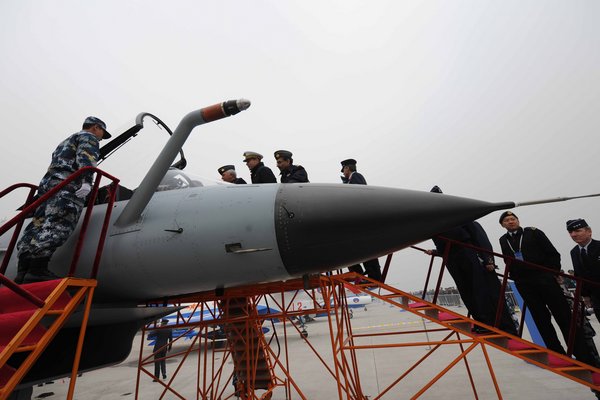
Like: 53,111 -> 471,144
0,183 -> 37,276
0,273 -> 45,308
0,166 -> 120,285
413,236 -> 598,357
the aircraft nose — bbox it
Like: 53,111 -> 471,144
274,184 -> 513,276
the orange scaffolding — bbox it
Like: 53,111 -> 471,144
0,168 -> 119,399
135,268 -> 600,399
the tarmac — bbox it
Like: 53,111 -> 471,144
29,297 -> 600,400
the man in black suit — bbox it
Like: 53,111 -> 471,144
340,158 -> 367,184
426,186 -> 517,334
568,218 -> 600,323
340,158 -> 381,281
499,211 -> 599,366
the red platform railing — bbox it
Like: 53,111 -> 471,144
0,166 -> 120,280
406,236 -> 600,358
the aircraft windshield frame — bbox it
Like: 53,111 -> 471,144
156,169 -> 228,192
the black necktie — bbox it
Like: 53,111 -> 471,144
510,232 -> 520,251
581,248 -> 589,266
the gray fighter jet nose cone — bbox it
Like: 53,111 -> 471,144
274,184 -> 513,276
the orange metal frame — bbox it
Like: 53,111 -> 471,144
134,255 -> 600,399
334,273 -> 600,398
411,236 -> 600,357
0,278 -> 97,400
0,167 -> 119,399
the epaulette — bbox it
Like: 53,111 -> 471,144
525,226 -> 537,231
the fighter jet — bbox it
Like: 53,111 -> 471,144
0,98 -> 523,392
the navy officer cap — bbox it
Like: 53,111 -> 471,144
274,150 -> 293,160
218,165 -> 235,175
340,158 -> 357,172
499,211 -> 517,224
243,151 -> 263,162
566,219 -> 589,232
83,116 -> 111,139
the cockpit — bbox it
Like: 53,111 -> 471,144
156,169 -> 230,192
156,169 -> 204,192
94,112 -> 231,204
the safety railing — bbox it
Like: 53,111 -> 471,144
0,166 -> 120,280
0,183 -> 38,276
409,236 -> 600,358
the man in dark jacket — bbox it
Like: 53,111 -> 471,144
340,158 -> 367,184
149,319 -> 173,381
218,165 -> 246,184
274,150 -> 309,183
242,151 -> 277,184
499,211 -> 600,366
340,158 -> 381,281
427,186 -> 517,334
567,218 -> 600,323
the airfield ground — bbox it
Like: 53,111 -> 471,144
30,299 -> 599,399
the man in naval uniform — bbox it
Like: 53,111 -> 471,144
499,211 -> 600,367
340,158 -> 382,282
16,116 -> 111,284
218,165 -> 246,184
568,219 -> 600,323
426,186 -> 517,334
274,150 -> 309,183
242,151 -> 277,184
340,158 -> 366,184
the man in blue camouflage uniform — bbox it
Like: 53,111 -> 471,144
15,117 -> 111,283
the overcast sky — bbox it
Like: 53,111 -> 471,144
1,1 -> 599,291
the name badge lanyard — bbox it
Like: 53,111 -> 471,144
506,234 -> 524,261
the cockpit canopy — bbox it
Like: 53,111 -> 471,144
156,168 -> 226,192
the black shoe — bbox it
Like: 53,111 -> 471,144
15,256 -> 31,284
23,269 -> 61,283
23,257 -> 60,283
152,379 -> 158,382
163,375 -> 167,379
472,326 -> 493,334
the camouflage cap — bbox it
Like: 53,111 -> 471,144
84,116 -> 111,139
